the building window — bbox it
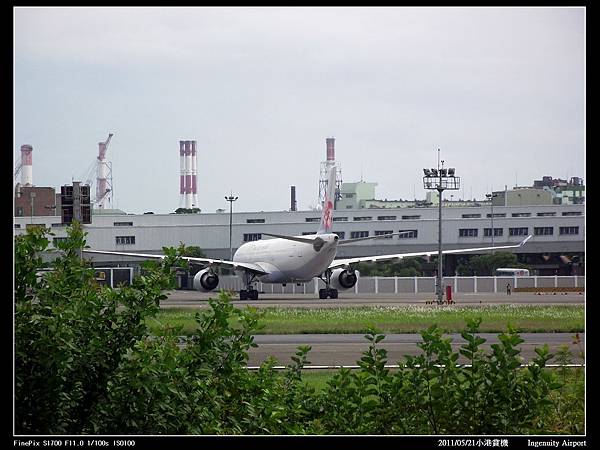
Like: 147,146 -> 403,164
344,193 -> 355,198
14,224 -> 21,229
534,227 -> 554,236
246,218 -> 265,223
459,228 -> 478,237
375,230 -> 394,239
511,213 -> 531,217
462,214 -> 481,218
16,206 -> 24,217
353,216 -> 372,221
114,221 -> 134,226
486,213 -> 506,218
377,215 -> 397,221
116,236 -> 136,245
537,212 -> 556,217
334,231 -> 346,239
350,231 -> 369,239
346,205 -> 353,209
51,223 -> 65,228
509,227 -> 529,236
305,217 -> 320,223
399,229 -> 418,239
559,226 -> 579,235
484,228 -> 503,237
402,215 -> 421,220
243,233 -> 262,242
333,217 -> 348,222
561,211 -> 582,216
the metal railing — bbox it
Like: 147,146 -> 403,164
205,275 -> 585,295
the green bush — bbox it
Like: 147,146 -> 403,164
14,225 -> 583,435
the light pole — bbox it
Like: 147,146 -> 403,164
225,194 -> 238,260
485,193 -> 499,253
423,149 -> 460,304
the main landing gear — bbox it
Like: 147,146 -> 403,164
318,269 -> 338,299
239,272 -> 259,300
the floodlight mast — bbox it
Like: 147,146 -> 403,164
422,149 -> 460,304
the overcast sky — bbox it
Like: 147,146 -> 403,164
14,6 -> 585,215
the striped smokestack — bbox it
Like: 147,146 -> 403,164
179,141 -> 185,207
21,144 -> 33,186
185,141 -> 192,208
191,140 -> 198,207
326,137 -> 335,161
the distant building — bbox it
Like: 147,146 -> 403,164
335,181 -> 378,210
492,187 -> 554,207
14,184 -> 57,217
533,176 -> 585,205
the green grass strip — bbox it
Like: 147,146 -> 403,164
148,304 -> 584,335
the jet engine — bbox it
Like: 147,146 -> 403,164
329,268 -> 359,291
193,268 -> 219,292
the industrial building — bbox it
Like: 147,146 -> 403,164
14,202 -> 585,276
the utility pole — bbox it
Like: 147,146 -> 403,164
486,193 -> 499,254
225,194 -> 238,260
423,149 -> 460,304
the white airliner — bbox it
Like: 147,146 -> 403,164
84,165 -> 532,300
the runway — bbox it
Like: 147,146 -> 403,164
246,332 -> 585,367
162,290 -> 585,309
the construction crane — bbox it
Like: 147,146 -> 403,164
99,133 -> 113,160
14,160 -> 22,180
96,133 -> 114,208
78,133 -> 115,206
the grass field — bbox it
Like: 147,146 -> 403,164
148,304 -> 584,335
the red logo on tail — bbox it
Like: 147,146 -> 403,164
323,199 -> 333,230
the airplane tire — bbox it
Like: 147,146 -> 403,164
240,290 -> 248,300
329,289 -> 338,299
319,289 -> 328,299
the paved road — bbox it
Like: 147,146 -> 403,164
162,290 -> 585,309
245,332 -> 585,367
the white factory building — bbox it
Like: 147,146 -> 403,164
14,203 -> 585,276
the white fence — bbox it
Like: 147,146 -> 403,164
207,275 -> 585,294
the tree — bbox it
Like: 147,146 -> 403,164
356,257 -> 424,277
15,222 -> 181,434
456,252 -> 529,276
174,207 -> 201,214
181,245 -> 206,258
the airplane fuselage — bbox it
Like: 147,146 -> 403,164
233,233 -> 339,283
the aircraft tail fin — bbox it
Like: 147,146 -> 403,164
317,163 -> 336,235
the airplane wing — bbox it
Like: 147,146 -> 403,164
82,249 -> 268,275
328,235 -> 533,269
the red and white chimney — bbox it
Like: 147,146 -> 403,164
184,141 -> 192,208
191,140 -> 198,207
21,144 -> 33,186
178,139 -> 199,209
326,137 -> 335,161
179,141 -> 186,207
